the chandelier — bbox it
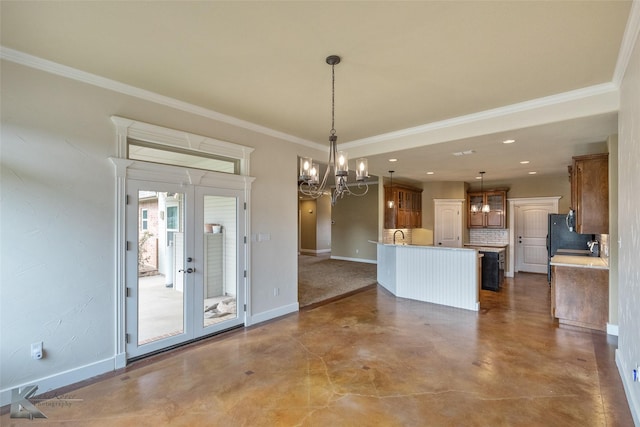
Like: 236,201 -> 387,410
299,55 -> 369,206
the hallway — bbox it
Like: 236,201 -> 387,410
3,273 -> 633,426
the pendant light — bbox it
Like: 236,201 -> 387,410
387,171 -> 395,209
299,55 -> 369,205
480,171 -> 490,213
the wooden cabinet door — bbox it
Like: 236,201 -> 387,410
384,185 -> 423,229
467,193 -> 484,228
485,191 -> 505,228
573,154 -> 608,234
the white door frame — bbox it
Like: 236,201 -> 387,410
110,116 -> 255,368
507,197 -> 560,277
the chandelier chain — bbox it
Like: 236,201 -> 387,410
331,62 -> 336,136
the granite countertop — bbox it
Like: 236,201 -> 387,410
369,240 -> 475,252
550,255 -> 609,270
464,244 -> 507,253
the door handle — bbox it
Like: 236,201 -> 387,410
179,268 -> 195,274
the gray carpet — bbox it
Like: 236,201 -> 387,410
298,254 -> 378,307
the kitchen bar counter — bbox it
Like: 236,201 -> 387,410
550,255 -> 609,270
372,242 -> 480,311
464,244 -> 507,253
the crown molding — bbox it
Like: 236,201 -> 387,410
0,46 -> 325,152
613,0 -> 640,86
342,82 -> 619,151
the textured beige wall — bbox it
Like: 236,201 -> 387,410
617,25 -> 640,419
331,184 -> 379,261
607,135 -> 618,326
0,59 -> 303,393
299,199 -> 317,251
316,195 -> 332,251
421,181 -> 467,230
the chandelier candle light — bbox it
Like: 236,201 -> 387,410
299,55 -> 369,205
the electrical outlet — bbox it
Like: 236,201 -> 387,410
31,342 -> 43,360
273,287 -> 280,297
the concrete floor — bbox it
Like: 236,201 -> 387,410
4,273 -> 633,425
138,275 -> 235,344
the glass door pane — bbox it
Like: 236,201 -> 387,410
194,187 -> 244,336
137,190 -> 186,345
126,180 -> 193,359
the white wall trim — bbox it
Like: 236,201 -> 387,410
0,356 -> 117,407
0,46 -> 621,159
613,0 -> 640,85
299,248 -> 332,255
342,83 -> 619,155
330,255 -> 377,264
0,46 -> 323,151
607,323 -> 619,336
247,303 -> 299,326
616,349 -> 640,426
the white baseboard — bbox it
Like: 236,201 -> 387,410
247,302 -> 299,326
299,249 -> 331,255
616,349 -> 640,426
0,356 -> 117,407
607,323 -> 619,336
330,255 -> 377,264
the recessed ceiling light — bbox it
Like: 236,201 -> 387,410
475,176 -> 482,180
426,171 -> 434,175
520,160 -> 530,164
528,171 -> 537,175
389,158 -> 398,162
453,150 -> 475,156
503,139 -> 515,144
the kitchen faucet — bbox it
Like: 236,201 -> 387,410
393,229 -> 405,245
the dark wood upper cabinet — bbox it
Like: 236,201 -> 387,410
384,184 -> 422,229
467,190 -> 507,229
571,153 -> 608,234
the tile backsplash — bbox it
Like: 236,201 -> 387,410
469,229 -> 509,245
383,228 -> 412,244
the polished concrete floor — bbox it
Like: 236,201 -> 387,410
2,273 -> 633,426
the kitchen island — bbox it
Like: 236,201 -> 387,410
550,255 -> 609,331
373,242 -> 480,311
464,245 -> 506,291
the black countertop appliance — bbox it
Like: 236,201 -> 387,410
547,213 -> 593,282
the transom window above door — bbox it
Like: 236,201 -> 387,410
128,139 -> 240,174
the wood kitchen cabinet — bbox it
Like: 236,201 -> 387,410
467,190 -> 507,229
570,153 -> 608,234
384,184 -> 422,229
551,265 -> 608,331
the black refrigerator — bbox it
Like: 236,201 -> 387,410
547,213 -> 593,282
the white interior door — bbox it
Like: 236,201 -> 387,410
434,200 -> 463,247
515,204 -> 553,273
125,181 -> 246,359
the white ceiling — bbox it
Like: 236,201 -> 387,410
0,1 -> 634,184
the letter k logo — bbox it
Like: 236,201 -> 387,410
10,385 -> 47,419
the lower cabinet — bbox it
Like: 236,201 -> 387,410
479,250 -> 504,291
551,265 -> 608,331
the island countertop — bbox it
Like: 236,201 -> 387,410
369,241 -> 476,252
550,255 -> 609,270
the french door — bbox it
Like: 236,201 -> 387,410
125,179 -> 245,359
